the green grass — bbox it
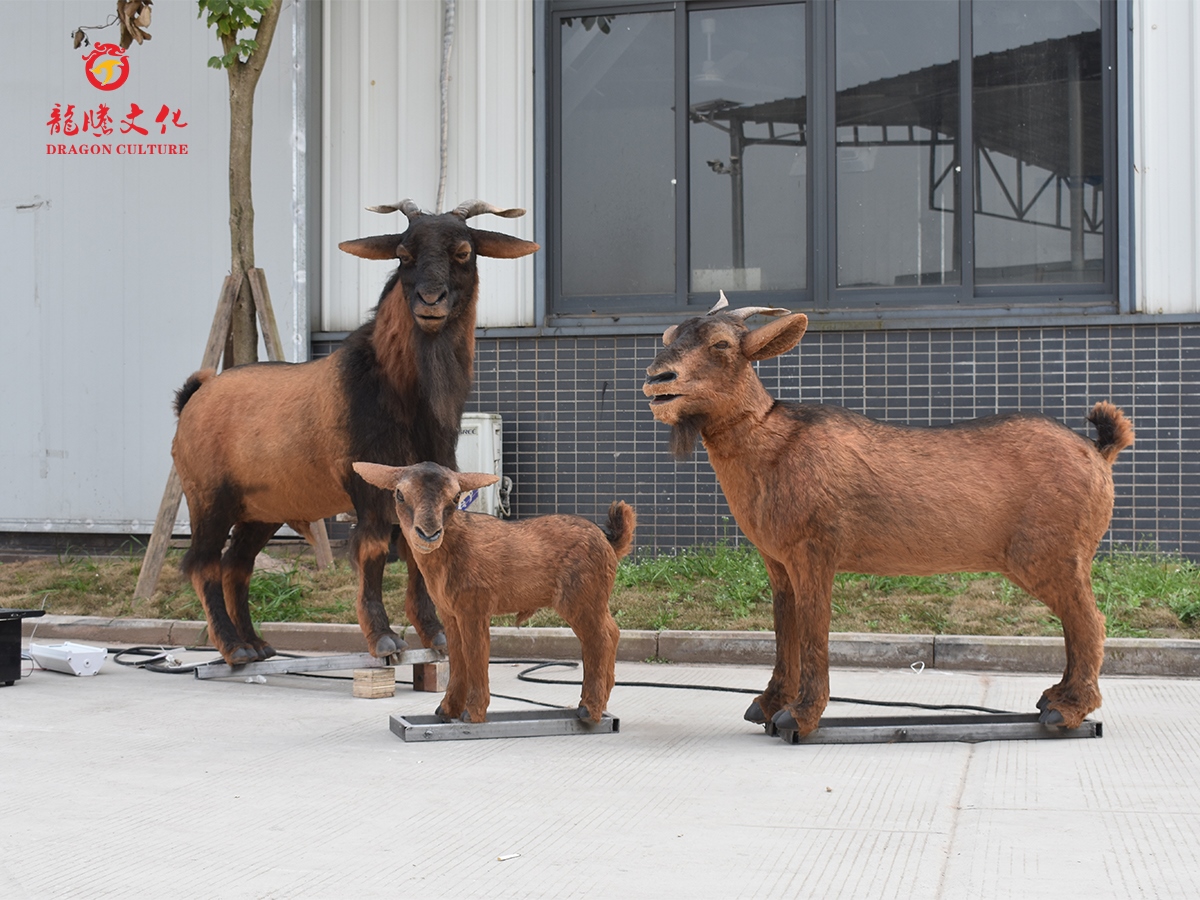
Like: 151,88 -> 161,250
3,541 -> 1198,640
614,542 -> 1200,638
1091,548 -> 1200,635
618,543 -> 773,621
246,569 -> 352,623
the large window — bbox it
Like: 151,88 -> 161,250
547,0 -> 1116,319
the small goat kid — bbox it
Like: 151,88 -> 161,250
643,295 -> 1133,736
172,200 -> 538,666
353,461 -> 634,723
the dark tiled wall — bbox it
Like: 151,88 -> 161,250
318,322 -> 1199,559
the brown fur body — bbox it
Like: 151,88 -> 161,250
171,205 -> 538,666
644,305 -> 1133,736
354,461 -> 634,723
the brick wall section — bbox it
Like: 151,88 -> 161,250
315,322 -> 1199,559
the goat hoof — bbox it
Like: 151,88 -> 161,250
254,643 -> 276,661
577,705 -> 594,721
1036,694 -> 1049,711
227,646 -> 256,667
744,700 -> 767,724
771,708 -> 799,731
1039,708 -> 1065,727
431,631 -> 447,650
372,634 -> 406,657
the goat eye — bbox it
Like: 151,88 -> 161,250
454,242 -> 472,264
396,247 -> 414,265
713,341 -> 731,351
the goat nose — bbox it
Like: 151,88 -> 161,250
645,370 -> 677,385
415,525 -> 442,543
419,288 -> 446,306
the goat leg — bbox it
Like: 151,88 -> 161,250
747,556 -> 801,725
397,534 -> 446,649
459,616 -> 493,724
769,557 -> 834,737
181,512 -> 260,666
1038,606 -> 1105,728
189,559 -> 258,666
435,614 -> 467,721
771,653 -> 831,738
351,529 -> 408,657
1007,560 -> 1105,728
562,598 -> 621,722
222,521 -> 281,661
405,566 -> 448,650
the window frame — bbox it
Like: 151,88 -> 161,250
543,0 -> 1121,327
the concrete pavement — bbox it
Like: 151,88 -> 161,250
4,626 -> 1200,898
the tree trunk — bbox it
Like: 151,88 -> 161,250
221,1 -> 282,368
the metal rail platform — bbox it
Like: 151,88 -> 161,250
193,648 -> 445,680
391,708 -> 620,742
769,712 -> 1103,745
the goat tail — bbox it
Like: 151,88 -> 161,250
173,369 -> 215,417
604,501 -> 637,560
1088,401 -> 1134,465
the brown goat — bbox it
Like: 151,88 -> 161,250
643,295 -> 1134,736
172,200 -> 539,666
353,461 -> 634,723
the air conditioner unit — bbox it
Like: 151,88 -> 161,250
456,413 -> 507,516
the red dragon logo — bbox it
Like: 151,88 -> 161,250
83,43 -> 130,91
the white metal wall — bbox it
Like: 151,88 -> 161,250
321,0 -> 536,332
0,1 -> 301,533
1134,0 -> 1200,315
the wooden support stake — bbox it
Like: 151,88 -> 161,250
248,268 -> 285,363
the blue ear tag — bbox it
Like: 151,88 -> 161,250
457,489 -> 479,511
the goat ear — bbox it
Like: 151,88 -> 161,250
338,235 -> 406,260
455,471 -> 501,494
742,313 -> 809,361
470,228 -> 541,260
662,324 -> 678,346
352,461 -> 405,491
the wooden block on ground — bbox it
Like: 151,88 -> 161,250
353,667 -> 395,699
412,661 -> 449,693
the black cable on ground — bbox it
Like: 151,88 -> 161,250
512,660 -> 1019,716
111,647 -> 1019,715
110,645 -> 305,675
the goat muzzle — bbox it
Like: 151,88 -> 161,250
643,370 -> 683,417
412,289 -> 450,332
411,525 -> 444,552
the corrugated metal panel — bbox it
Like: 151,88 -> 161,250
0,1 -> 302,533
1134,0 -> 1200,314
322,0 -> 535,331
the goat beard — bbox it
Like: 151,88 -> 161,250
417,330 -> 472,425
669,416 -> 703,460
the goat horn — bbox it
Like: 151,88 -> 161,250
366,199 -> 424,220
707,291 -> 790,320
449,200 -> 526,220
727,306 -> 793,321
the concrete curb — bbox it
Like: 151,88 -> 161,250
21,615 -> 1200,677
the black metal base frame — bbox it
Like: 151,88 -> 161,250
769,712 -> 1103,745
